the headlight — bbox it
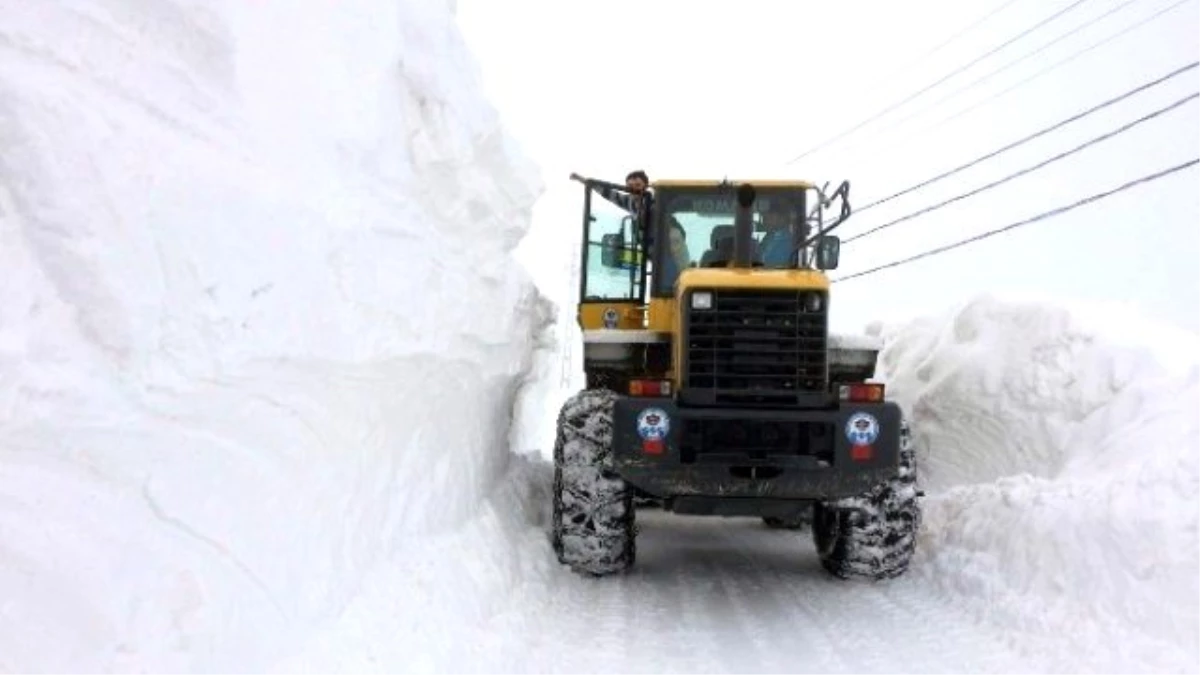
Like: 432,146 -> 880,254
691,291 -> 713,310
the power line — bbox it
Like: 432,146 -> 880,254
865,0 -> 1025,88
855,61 -> 1199,215
823,0 -> 1196,178
857,0 -> 1147,147
843,91 -> 1198,244
783,0 -> 1096,166
922,0 -> 1195,135
833,158 -> 1199,283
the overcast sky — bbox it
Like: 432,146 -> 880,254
457,0 -> 1199,334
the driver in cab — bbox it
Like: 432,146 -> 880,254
759,200 -> 808,267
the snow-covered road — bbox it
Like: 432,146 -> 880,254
472,510 -> 1048,675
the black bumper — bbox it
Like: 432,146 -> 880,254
611,397 -> 902,500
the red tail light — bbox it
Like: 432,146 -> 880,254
850,444 -> 874,462
630,379 -> 672,397
642,438 -> 665,455
838,383 -> 884,403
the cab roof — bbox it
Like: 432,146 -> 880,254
650,178 -> 817,189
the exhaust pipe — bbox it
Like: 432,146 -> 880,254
733,183 -> 755,268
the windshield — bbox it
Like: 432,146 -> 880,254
652,186 -> 809,295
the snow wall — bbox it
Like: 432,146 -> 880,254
0,1 -> 554,671
876,294 -> 1199,671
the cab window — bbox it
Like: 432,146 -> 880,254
652,187 -> 808,296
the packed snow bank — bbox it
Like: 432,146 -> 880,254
0,1 -> 548,671
873,294 -> 1200,490
873,295 -> 1200,672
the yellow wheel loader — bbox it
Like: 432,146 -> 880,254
550,177 -> 921,579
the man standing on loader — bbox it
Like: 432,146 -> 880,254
570,169 -> 656,247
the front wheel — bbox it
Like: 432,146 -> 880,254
550,389 -> 636,576
812,419 -> 921,580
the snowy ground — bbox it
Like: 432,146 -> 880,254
284,295 -> 1198,675
1,1 -> 1197,674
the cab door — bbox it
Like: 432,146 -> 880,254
577,184 -> 647,331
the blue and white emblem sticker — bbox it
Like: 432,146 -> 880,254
602,307 -> 619,329
845,412 -> 880,446
636,408 -> 670,440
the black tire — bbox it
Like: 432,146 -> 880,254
551,389 -> 636,576
812,419 -> 921,580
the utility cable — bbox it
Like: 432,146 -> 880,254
858,0 -> 1147,147
833,158 -> 1199,283
923,0 -> 1195,134
843,91 -> 1198,244
783,0 -> 1096,166
864,0 -> 1025,89
854,61 -> 1199,215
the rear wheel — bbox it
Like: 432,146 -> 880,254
551,389 -> 636,576
812,419 -> 921,580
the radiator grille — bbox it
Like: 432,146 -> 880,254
683,289 -> 828,405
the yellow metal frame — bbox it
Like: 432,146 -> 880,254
578,302 -> 644,331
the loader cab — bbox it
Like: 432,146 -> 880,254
574,178 -> 850,392
576,179 -> 847,331
646,180 -> 848,297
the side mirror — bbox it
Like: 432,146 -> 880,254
600,232 -> 624,268
815,235 -> 840,270
599,233 -> 643,270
